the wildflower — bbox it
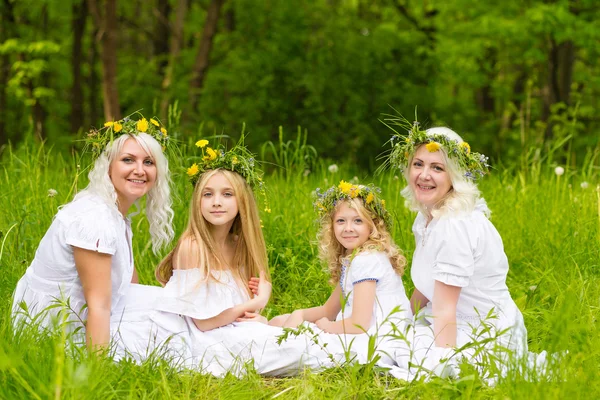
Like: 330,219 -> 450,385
114,122 -> 123,133
204,147 -> 217,161
232,156 -> 238,165
196,139 -> 209,148
264,207 -> 271,213
393,175 -> 399,180
338,180 -> 353,194
529,285 -> 537,291
47,189 -> 57,197
260,220 -> 264,228
187,163 -> 199,177
349,186 -> 361,198
581,181 -> 589,189
425,142 -> 440,152
150,118 -> 160,127
366,193 -> 374,204
460,142 -> 471,154
554,166 -> 564,176
160,127 -> 167,136
381,200 -> 386,206
137,118 -> 149,132
328,164 -> 339,173
104,121 -> 114,127
464,171 -> 475,180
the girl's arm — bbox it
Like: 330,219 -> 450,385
278,285 -> 343,328
131,268 -> 139,284
410,288 -> 429,314
192,271 -> 272,332
73,247 -> 112,351
315,280 -> 377,334
432,280 -> 461,347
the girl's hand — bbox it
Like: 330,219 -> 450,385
249,276 -> 260,295
254,271 -> 272,309
236,311 -> 268,324
315,317 -> 332,332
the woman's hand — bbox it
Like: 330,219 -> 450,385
236,311 -> 268,324
315,317 -> 333,332
248,276 -> 259,295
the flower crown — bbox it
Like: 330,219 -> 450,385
314,181 -> 393,229
186,136 -> 268,209
86,112 -> 169,157
382,113 -> 490,180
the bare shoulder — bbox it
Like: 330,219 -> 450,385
173,235 -> 201,270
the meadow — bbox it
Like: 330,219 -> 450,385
0,134 -> 599,399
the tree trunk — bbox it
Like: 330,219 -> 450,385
89,24 -> 100,128
71,0 -> 88,133
154,0 -> 171,73
89,0 -> 121,122
188,0 -> 226,111
159,0 -> 188,119
541,39 -> 576,138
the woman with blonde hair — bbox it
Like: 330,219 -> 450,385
381,115 -> 544,380
12,114 -> 190,361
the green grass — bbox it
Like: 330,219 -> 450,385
0,139 -> 599,399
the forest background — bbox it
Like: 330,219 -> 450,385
1,0 -> 598,169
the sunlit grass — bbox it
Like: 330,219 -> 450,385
0,139 -> 598,398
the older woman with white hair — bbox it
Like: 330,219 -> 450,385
381,116 -> 540,380
12,114 -> 190,360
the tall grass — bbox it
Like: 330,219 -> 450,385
0,136 -> 598,398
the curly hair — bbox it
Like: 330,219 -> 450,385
401,127 -> 486,219
74,133 -> 174,253
317,198 -> 406,286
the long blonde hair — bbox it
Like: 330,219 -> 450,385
318,198 -> 406,285
155,169 -> 268,295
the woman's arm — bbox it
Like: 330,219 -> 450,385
192,271 -> 272,332
73,247 -> 112,351
315,280 -> 377,334
432,280 -> 461,347
410,288 -> 429,314
280,285 -> 343,328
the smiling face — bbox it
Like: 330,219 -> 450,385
109,138 -> 157,214
332,201 -> 372,253
200,172 -> 239,228
408,144 -> 453,210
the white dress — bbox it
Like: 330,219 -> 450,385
153,269 -> 337,377
331,251 -> 412,364
387,201 -> 543,381
153,252 -> 412,376
11,193 -> 191,363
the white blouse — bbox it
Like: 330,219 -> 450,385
411,201 -> 521,326
12,194 -> 134,333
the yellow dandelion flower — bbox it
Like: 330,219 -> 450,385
425,142 -> 440,152
381,200 -> 386,206
160,127 -> 167,136
349,186 -> 361,198
104,121 -> 114,127
114,122 -> 123,132
204,147 -> 217,161
460,142 -> 470,154
150,118 -> 160,127
366,193 -> 374,204
264,207 -> 271,213
338,180 -> 353,194
137,118 -> 149,132
187,163 -> 199,177
232,156 -> 238,165
196,139 -> 209,148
